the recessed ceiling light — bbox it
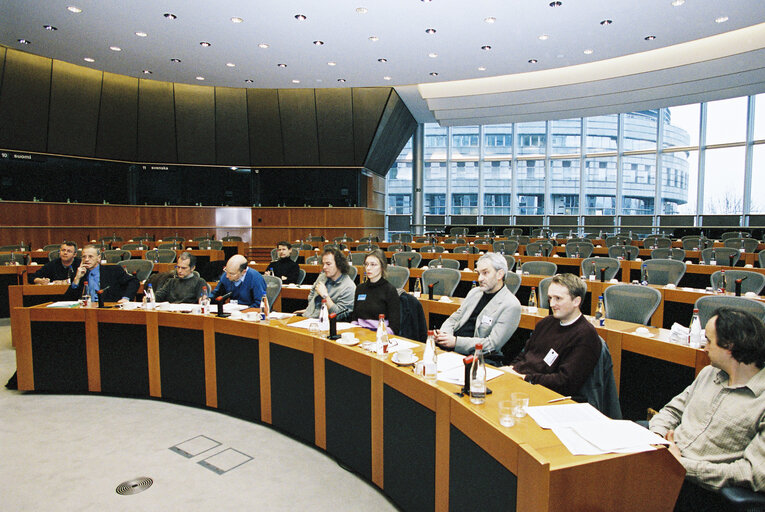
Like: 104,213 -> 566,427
337,78 -> 347,82
230,167 -> 238,171
294,14 -> 307,21
538,34 -> 549,41
478,66 -> 486,71
316,79 -> 323,83
170,58 -> 182,63
378,58 -> 387,63
230,17 -> 243,23
292,79 -> 300,84
226,62 -> 236,67
44,25 -> 58,31
421,0 -> 432,3
83,57 -> 95,62
196,76 -> 205,81
583,48 -> 593,54
600,19 -> 613,26
327,61 -> 337,66
383,76 -> 391,80
313,40 -> 324,46
425,28 -> 437,34
258,43 -> 269,49
67,6 -> 82,13
356,7 -> 368,14
484,17 -> 496,24
142,70 -> 152,75
109,46 -> 121,52
244,79 -> 254,83
644,35 -> 656,40
135,31 -> 147,37
163,13 -> 176,20
200,41 -> 211,47
429,72 -> 438,76
549,1 -> 562,6
528,59 -> 538,63
481,45 -> 492,51
369,35 -> 379,42
671,0 -> 685,5
715,16 -> 729,23
277,63 -> 287,68
17,38 -> 31,45
428,52 -> 438,58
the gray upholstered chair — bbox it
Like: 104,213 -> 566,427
121,242 -> 148,250
419,245 -> 445,253
526,241 -> 554,257
356,243 -> 379,251
710,270 -> 765,295
427,256 -> 460,269
193,236 -> 213,242
157,241 -> 182,250
700,247 -> 740,266
681,236 -> 713,250
508,235 -> 531,245
392,233 -> 413,243
145,249 -> 176,263
449,227 -> 469,236
603,284 -> 661,325
47,249 -> 60,261
322,243 -> 346,251
521,260 -> 557,276
721,231 -> 751,240
503,228 -> 523,237
386,265 -> 410,290
392,251 -> 422,268
306,255 -> 320,265
643,236 -> 672,249
453,245 -> 480,254
349,252 -> 367,266
305,235 -> 325,242
100,235 -> 123,242
334,236 -> 353,244
581,257 -> 620,281
538,276 -> 554,309
42,244 -> 62,252
605,235 -> 631,247
422,268 -> 461,297
643,259 -> 686,286
473,237 -> 493,244
387,243 -> 412,252
347,265 -> 358,282
565,242 -> 594,258
413,237 -> 430,243
503,255 -> 516,272
607,245 -> 639,261
504,272 -> 521,295
531,228 -> 551,238
359,236 -> 380,243
759,250 -> 765,268
198,240 -> 224,251
270,247 -> 299,262
493,240 -> 519,254
162,236 -> 185,242
263,274 -> 282,308
0,253 -> 28,265
695,295 -> 765,327
117,260 -> 154,282
296,268 -> 306,285
724,238 -> 759,253
102,249 -> 131,263
295,242 -> 313,250
650,247 -> 686,261
442,237 -> 465,244
222,235 -> 243,242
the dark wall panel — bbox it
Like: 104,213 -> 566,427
0,49 -> 51,152
48,60 -> 102,157
279,89 -> 319,166
0,47 -> 6,96
316,88 -> 354,166
352,88 -> 390,165
247,89 -> 284,165
364,90 -> 417,175
96,72 -> 138,161
137,79 -> 176,163
215,87 -> 250,165
174,83 -> 215,165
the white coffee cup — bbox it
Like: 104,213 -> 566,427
397,348 -> 414,363
341,332 -> 355,341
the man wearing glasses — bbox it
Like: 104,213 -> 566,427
155,252 -> 208,303
211,254 -> 267,307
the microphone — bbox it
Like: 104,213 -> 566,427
215,291 -> 233,317
97,285 -> 111,308
328,312 -> 339,339
461,356 -> 474,396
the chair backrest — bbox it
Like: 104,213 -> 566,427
531,228 -> 551,238
607,245 -> 639,261
700,247 -> 741,266
263,274 -> 282,308
349,252 -> 367,266
294,243 -> 313,250
503,254 -> 516,272
145,249 -> 177,263
305,235 -> 325,242
605,235 -> 631,247
162,236 -> 184,242
359,236 -> 380,243
759,250 -> 765,268
443,237 -> 466,244
356,243 -> 379,252
521,260 -> 557,276
42,244 -> 62,252
193,236 -> 213,242
117,260 -> 154,282
346,265 -> 358,282
504,272 -> 521,295
603,284 -> 661,325
565,242 -> 594,258
334,236 -> 353,244
724,238 -> 759,253
526,241 -> 554,257
427,257 -> 460,270
643,236 -> 672,249
577,337 -> 622,419
306,255 -> 320,265
222,236 -> 243,242
538,276 -> 554,309
493,240 -> 519,254
503,227 -> 523,236
121,243 -> 146,250
391,233 -> 413,243
419,245 -> 445,253
650,248 -> 684,261
449,227 -> 468,236
0,253 -> 28,265
710,270 -> 765,295
134,235 -> 155,242
387,243 -> 412,252
392,251 -> 422,269
157,242 -> 182,250
48,249 -> 60,261
102,249 -> 131,263
473,238 -> 493,244
695,295 -> 765,327
296,268 -> 306,285
643,259 -> 686,285
452,245 -> 479,254
198,240 -> 224,251
386,265 -> 410,289
581,257 -> 620,281
721,231 -> 750,240
100,235 -> 123,242
270,247 -> 299,262
323,243 -> 346,251
413,237 -> 429,243
421,268 -> 461,297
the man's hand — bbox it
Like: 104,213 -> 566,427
665,430 -> 682,460
34,277 -> 50,285
75,264 -> 87,281
434,330 -> 456,349
315,282 -> 329,299
117,298 -> 129,304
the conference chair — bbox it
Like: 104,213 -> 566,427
157,242 -> 182,250
145,249 -> 176,263
643,236 -> 672,249
700,247 -> 741,266
222,236 -> 242,242
719,486 -> 765,511
443,237 -> 466,244
476,230 -> 493,237
504,272 -> 521,295
578,337 -> 622,419
581,257 -> 620,281
162,236 -> 185,242
121,242 -> 148,250
650,247 -> 686,261
724,237 -> 759,253
346,265 -> 358,282
296,268 -> 306,285
419,245 -> 445,253
42,244 -> 62,252
0,253 -> 28,265
117,260 -> 154,282
134,235 -> 155,242
503,255 -> 516,273
102,249 -> 131,263
584,232 -> 603,240
386,265 -> 410,290
397,289 -> 428,343
294,243 -> 313,250
567,237 -> 593,244
453,245 -> 480,254
538,276 -> 554,309
493,240 -> 519,254
603,284 -> 662,325
391,233 -> 413,243
565,242 -> 594,258
263,274 -> 282,308
270,247 -> 299,262
304,235 -> 325,242
387,243 -> 412,252
349,252 -> 367,266
306,255 -> 320,265
605,235 -> 631,247
100,235 -> 123,242
198,240 -> 224,251
421,268 -> 461,297
356,243 -> 379,251
323,243 -> 347,251
521,260 -> 557,276
531,228 -> 551,238
359,236 -> 380,243
193,236 -> 213,242
710,270 -> 765,295
47,249 -> 60,261
392,251 -> 422,268
508,235 -> 531,245
643,259 -> 686,286
503,228 -> 523,237
334,236 -> 353,244
695,295 -> 765,327
473,237 -> 493,244
525,241 -> 554,257
759,250 -> 765,268
449,227 -> 469,236
607,245 -> 639,261
413,237 -> 430,243
721,231 -> 751,240
427,256 -> 460,269
681,236 -> 713,250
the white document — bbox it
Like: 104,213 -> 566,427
45,301 -> 80,308
288,319 -> 355,331
388,338 -> 419,352
526,403 -> 608,429
551,421 -> 668,455
437,364 -> 503,385
267,312 -> 293,320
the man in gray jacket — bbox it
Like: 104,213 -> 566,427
435,252 -> 521,358
298,247 -> 355,320
155,252 -> 208,303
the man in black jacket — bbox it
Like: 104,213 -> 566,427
64,245 -> 139,303
265,241 -> 300,284
28,241 -> 80,284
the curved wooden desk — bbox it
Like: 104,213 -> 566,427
14,305 -> 683,511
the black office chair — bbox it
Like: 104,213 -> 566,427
719,486 -> 765,511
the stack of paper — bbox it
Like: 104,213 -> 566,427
436,351 -> 503,385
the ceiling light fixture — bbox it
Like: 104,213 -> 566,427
83,57 -> 95,62
528,59 -> 538,63
292,79 -> 300,84
644,35 -> 656,40
200,41 -> 211,47
421,0 -> 432,3
17,39 -> 31,45
163,13 -> 176,20
67,6 -> 82,13
369,35 -> 379,42
478,66 -> 486,71
671,0 -> 685,5
258,43 -> 269,49
313,40 -> 324,45
484,17 -> 496,23
429,72 -> 438,77
327,61 -> 337,66
583,48 -> 593,54
337,78 -> 347,82
196,76 -> 205,81
244,79 -> 254,83
549,1 -> 562,7
428,52 -> 438,58
44,25 -> 58,31
356,7 -> 368,14
109,46 -> 121,51
425,28 -> 437,34
538,34 -> 549,40
142,70 -> 152,75
383,76 -> 391,80
230,17 -> 243,23
600,19 -> 613,25
378,58 -> 387,63
294,14 -> 306,20
135,31 -> 147,37
715,16 -> 729,23
170,58 -> 181,63
226,62 -> 236,67
481,45 -> 492,50
277,63 -> 287,68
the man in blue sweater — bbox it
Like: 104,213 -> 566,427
211,254 -> 267,307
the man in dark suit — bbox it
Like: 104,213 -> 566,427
64,245 -> 139,303
28,241 -> 80,284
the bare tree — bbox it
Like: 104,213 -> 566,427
705,191 -> 743,214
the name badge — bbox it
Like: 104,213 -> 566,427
480,316 -> 493,326
358,294 -> 367,301
543,348 -> 559,367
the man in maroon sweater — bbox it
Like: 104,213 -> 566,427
509,273 -> 600,399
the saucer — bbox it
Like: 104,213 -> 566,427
392,354 -> 418,366
337,337 -> 359,346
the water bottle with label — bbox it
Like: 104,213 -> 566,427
528,287 -> 538,313
199,286 -> 210,314
319,298 -> 329,333
80,281 -> 90,307
595,295 -> 605,326
469,343 -> 486,405
413,278 -> 422,298
376,314 -> 388,357
689,308 -> 703,348
423,330 -> 438,383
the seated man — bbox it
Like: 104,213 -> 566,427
265,241 -> 300,284
297,247 -> 355,320
508,273 -> 600,399
211,254 -> 267,307
649,308 -> 765,511
155,252 -> 208,303
64,245 -> 139,303
434,252 -> 521,360
28,241 -> 80,284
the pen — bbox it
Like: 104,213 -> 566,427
547,396 -> 571,403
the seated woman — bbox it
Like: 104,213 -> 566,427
353,249 -> 401,334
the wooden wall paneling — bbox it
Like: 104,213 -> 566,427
96,72 -> 138,161
363,90 -> 417,175
174,83 -> 215,165
0,47 -> 6,97
315,89 -> 354,166
352,88 -> 391,166
278,89 -> 320,166
214,87 -> 250,165
0,50 -> 52,152
47,61 -> 102,157
247,89 -> 284,166
137,79 -> 177,163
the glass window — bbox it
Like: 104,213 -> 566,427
552,194 -> 579,215
703,146 -> 745,214
424,123 -> 447,160
623,111 -> 657,151
451,126 -> 480,158
665,104 -> 699,148
452,193 -> 478,215
387,161 -> 412,213
483,124 -> 513,157
755,94 -> 765,141
484,193 -> 511,215
585,114 -> 618,153
584,156 -> 616,214
750,145 -> 765,213
517,194 -> 544,215
551,118 -> 581,154
425,193 -> 445,215
706,97 -> 748,145
516,122 -> 546,157
450,161 -> 478,214
387,194 -> 411,214
482,161 -> 511,214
